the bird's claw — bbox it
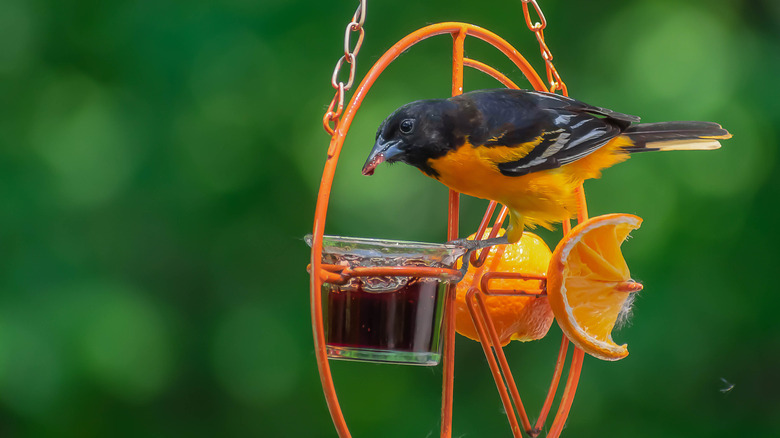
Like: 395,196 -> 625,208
447,235 -> 510,251
446,236 -> 510,278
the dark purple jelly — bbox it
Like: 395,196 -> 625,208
325,279 -> 444,353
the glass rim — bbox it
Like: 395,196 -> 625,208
305,234 -> 468,257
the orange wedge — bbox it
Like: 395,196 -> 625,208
547,214 -> 643,361
455,228 -> 554,346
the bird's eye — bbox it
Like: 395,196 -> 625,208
399,119 -> 415,134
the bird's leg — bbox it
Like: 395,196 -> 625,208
505,211 -> 525,244
447,236 -> 510,278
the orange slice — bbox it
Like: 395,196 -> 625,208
455,228 -> 554,346
547,214 -> 643,361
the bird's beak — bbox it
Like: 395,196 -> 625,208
362,136 -> 404,176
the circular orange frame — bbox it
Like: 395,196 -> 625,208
309,22 -> 587,438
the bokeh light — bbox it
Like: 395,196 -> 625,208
0,0 -> 777,436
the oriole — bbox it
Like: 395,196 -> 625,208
362,89 -> 731,243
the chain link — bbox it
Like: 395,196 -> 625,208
322,0 -> 564,135
323,0 -> 367,136
521,0 -> 567,95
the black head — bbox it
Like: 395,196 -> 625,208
362,98 -> 462,177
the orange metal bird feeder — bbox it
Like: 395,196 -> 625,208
309,1 -> 590,437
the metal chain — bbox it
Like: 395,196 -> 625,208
323,0 -> 367,136
521,0 -> 567,95
322,0 -> 562,135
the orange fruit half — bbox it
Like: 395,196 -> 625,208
455,228 -> 554,346
547,214 -> 643,361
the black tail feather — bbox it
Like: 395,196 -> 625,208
624,121 -> 731,151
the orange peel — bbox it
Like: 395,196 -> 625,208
455,228 -> 554,346
547,213 -> 643,361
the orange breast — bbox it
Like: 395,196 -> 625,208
425,136 -> 633,229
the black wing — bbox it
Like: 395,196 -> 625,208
455,89 -> 640,177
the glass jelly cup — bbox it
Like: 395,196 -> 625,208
307,235 -> 465,366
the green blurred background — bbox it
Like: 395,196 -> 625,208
0,0 -> 778,436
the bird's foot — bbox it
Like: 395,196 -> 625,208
447,236 -> 510,278
447,235 -> 509,251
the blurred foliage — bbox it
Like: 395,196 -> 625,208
0,0 -> 778,436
